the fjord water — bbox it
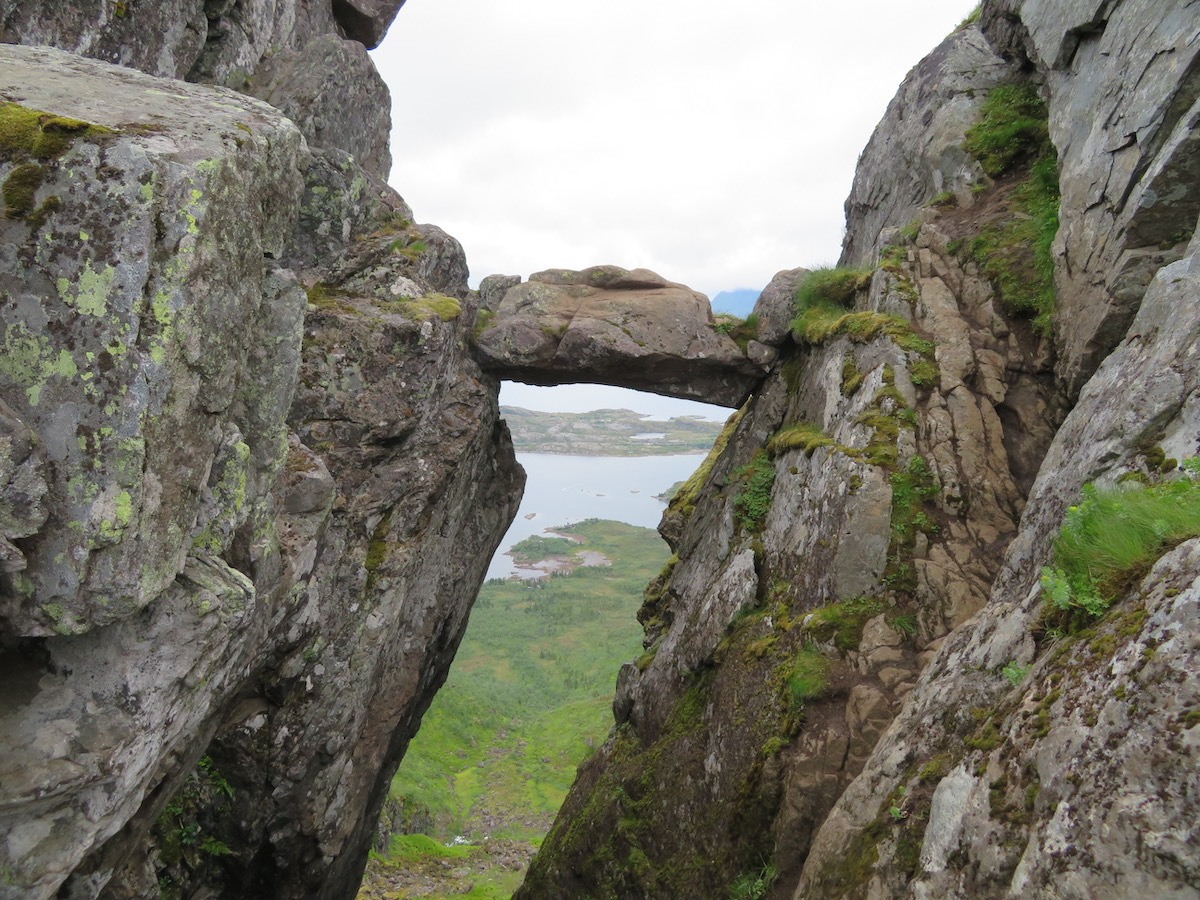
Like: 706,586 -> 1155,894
486,452 -> 705,579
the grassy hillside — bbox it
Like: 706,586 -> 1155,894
359,519 -> 667,899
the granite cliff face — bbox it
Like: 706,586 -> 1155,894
3,0 -> 1199,898
0,5 -> 521,899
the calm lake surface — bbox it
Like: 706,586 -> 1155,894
485,452 -> 706,580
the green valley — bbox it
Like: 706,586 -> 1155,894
358,519 -> 668,899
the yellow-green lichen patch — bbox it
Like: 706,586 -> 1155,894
57,261 -> 116,317
0,322 -> 78,406
95,485 -> 136,543
191,440 -> 251,553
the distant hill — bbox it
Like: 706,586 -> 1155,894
710,288 -> 760,318
501,406 -> 723,456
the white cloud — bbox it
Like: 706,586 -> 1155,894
374,0 -> 976,298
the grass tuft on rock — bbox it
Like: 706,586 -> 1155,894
962,82 -> 1049,178
1041,461 -> 1200,624
784,645 -> 830,710
960,81 -> 1060,334
668,403 -> 748,521
767,422 -> 835,459
806,596 -> 887,651
968,153 -> 1060,333
790,267 -> 873,341
733,450 -> 776,533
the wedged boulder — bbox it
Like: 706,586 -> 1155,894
474,265 -> 770,407
0,44 -> 304,636
752,266 -> 808,346
330,0 -> 408,48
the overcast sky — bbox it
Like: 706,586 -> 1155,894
372,1 -> 975,419
373,0 -> 975,299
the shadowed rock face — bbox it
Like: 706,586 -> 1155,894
474,266 -> 772,408
331,0 -> 407,48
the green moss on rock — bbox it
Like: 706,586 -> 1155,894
2,163 -> 45,218
0,102 -> 111,160
667,402 -> 747,522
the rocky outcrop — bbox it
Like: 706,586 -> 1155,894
798,229 -> 1200,898
244,33 -> 392,180
1,0 -> 402,182
4,0 -> 1199,897
0,28 -> 519,900
474,266 -> 772,407
840,26 -> 1012,266
0,0 -> 406,79
521,3 -> 1199,896
0,44 -> 305,636
982,0 -> 1200,397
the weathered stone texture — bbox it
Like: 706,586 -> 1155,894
474,265 -> 770,407
0,0 -> 405,81
840,26 -> 1013,267
245,34 -> 392,180
0,44 -> 305,636
983,0 -> 1200,396
0,0 -> 209,80
2,0 -> 396,181
798,235 -> 1200,897
0,38 -> 521,900
0,43 -> 307,899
